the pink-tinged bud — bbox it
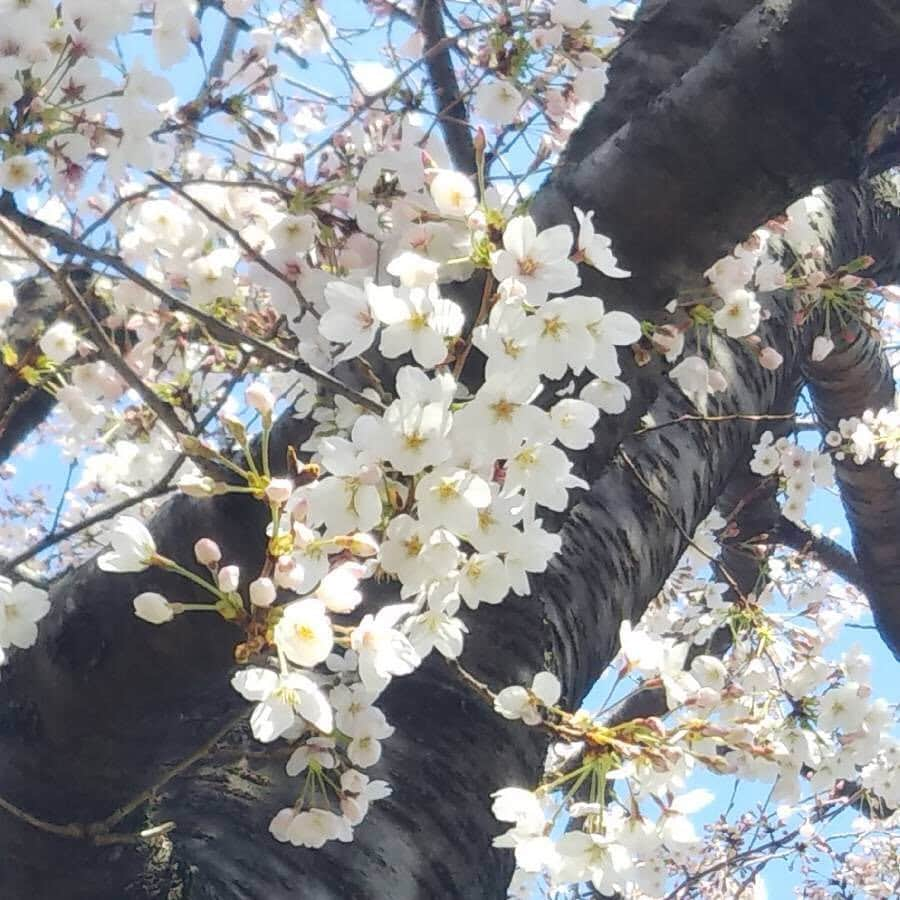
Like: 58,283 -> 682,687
194,538 -> 222,566
249,577 -> 276,607
246,382 -> 275,415
806,271 -> 826,288
356,464 -> 381,486
758,347 -> 784,370
274,556 -> 305,591
218,565 -> 240,593
286,494 -> 308,523
265,478 -> 293,504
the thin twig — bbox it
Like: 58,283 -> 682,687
0,197 -> 384,413
48,459 -> 77,536
619,449 -> 747,601
633,412 -> 799,437
0,708 -> 246,844
149,171 -> 311,315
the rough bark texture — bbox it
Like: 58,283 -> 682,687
3,3 -> 900,899
803,181 -> 900,658
534,0 -> 900,316
0,294 -> 805,899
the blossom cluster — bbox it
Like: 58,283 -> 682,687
826,400 -> 900,477
492,511 -> 899,899
84,167 -> 641,847
0,577 -> 50,667
750,430 -> 836,523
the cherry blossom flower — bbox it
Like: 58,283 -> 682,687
494,671 -> 561,725
0,580 -> 50,650
274,599 -> 334,668
98,516 -> 157,573
474,80 -> 524,125
581,375 -> 632,414
369,283 -> 463,368
404,585 -> 468,658
286,737 -> 336,777
0,155 -> 38,192
491,216 -> 580,306
416,468 -> 492,534
574,208 -> 630,278
39,320 -> 78,364
293,808 -> 353,848
347,713 -> 395,767
429,170 -> 477,219
231,667 -> 333,742
319,281 -> 379,363
351,603 -> 421,694
669,356 -> 728,404
713,288 -> 762,338
132,591 -> 174,624
340,770 -> 392,825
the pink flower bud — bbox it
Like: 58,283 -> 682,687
249,577 -> 276,607
246,382 -> 275,415
274,556 -> 305,591
218,565 -> 240,593
758,347 -> 784,370
357,464 -> 381,486
265,478 -> 293,504
194,538 -> 222,566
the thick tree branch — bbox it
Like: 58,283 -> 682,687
801,180 -> 900,658
417,0 -> 475,175
770,517 -> 866,594
534,0 -> 900,319
572,0 -> 759,158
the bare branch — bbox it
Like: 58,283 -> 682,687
770,517 -> 866,594
417,0 -> 476,175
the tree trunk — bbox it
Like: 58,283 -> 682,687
3,3 -> 900,898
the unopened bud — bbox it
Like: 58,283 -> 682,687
218,565 -> 240,593
265,478 -> 293,504
246,382 -> 275,415
178,475 -> 218,497
194,538 -> 222,566
758,347 -> 784,370
249,576 -> 276,608
274,556 -> 305,591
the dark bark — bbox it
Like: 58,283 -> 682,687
417,0 -> 475,176
771,517 -> 865,594
802,181 -> 900,658
533,0 -> 900,318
